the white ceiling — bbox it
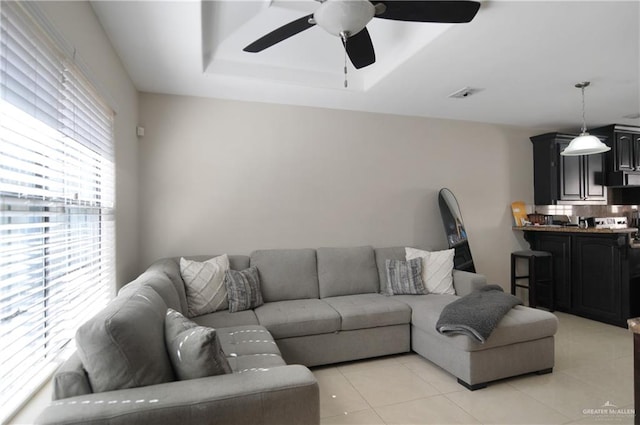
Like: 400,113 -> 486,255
90,0 -> 640,131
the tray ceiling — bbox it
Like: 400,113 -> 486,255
91,0 -> 640,130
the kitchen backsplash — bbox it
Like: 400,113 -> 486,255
531,204 -> 639,225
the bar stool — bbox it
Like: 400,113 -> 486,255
511,250 -> 554,311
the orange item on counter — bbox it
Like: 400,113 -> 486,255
511,201 -> 528,226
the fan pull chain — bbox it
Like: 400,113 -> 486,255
343,48 -> 348,88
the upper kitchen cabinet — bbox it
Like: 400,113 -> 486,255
591,125 -> 640,186
531,132 -> 607,205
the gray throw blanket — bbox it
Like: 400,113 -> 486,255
436,285 -> 522,343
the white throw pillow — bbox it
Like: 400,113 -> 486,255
180,255 -> 230,317
405,247 -> 455,295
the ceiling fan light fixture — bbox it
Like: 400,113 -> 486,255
561,81 -> 611,156
243,0 -> 482,72
313,0 -> 375,37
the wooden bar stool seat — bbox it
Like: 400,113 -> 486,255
511,250 -> 554,311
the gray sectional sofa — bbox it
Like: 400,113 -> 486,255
36,246 -> 558,425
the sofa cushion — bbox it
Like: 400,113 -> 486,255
75,285 -> 175,392
180,255 -> 230,316
216,325 -> 286,372
227,353 -> 287,373
119,270 -> 183,312
406,247 -> 455,295
250,249 -> 319,302
254,299 -> 341,339
374,247 -> 407,294
322,294 -> 411,331
225,267 -> 264,312
394,294 -> 558,352
217,325 -> 282,357
164,308 -> 232,380
318,246 -> 379,298
193,309 -> 259,329
145,258 -> 189,313
386,258 -> 426,295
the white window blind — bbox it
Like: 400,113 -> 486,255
0,2 -> 115,422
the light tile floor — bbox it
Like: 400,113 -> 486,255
313,312 -> 634,425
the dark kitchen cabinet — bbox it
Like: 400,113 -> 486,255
533,234 -> 572,311
531,132 -> 606,204
524,230 -> 631,327
558,142 -> 581,201
572,235 -> 626,324
584,150 -> 607,199
614,132 -> 637,171
591,125 -> 640,186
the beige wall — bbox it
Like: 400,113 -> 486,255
139,93 -> 534,286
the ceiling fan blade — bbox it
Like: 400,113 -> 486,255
343,28 -> 376,69
243,14 -> 316,53
374,1 -> 481,23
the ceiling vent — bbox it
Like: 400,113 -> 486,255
448,86 -> 482,99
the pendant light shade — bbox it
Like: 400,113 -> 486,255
561,81 -> 610,156
561,133 -> 610,156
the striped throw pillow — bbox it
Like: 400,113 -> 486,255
385,258 -> 426,295
180,255 -> 230,317
224,267 -> 264,313
164,308 -> 231,380
405,247 -> 455,295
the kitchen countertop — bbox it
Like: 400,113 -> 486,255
513,225 -> 638,234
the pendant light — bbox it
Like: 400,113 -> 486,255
561,81 -> 610,156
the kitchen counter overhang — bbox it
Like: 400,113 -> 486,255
513,225 -> 637,235
513,226 -> 640,248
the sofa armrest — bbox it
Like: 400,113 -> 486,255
53,352 -> 92,400
452,270 -> 487,297
36,365 -> 319,425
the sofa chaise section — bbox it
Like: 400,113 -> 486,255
374,246 -> 557,389
395,290 -> 557,390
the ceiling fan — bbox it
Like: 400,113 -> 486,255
243,0 -> 481,70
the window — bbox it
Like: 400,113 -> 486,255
0,2 -> 115,421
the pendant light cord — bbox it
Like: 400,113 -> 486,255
341,32 -> 348,89
344,48 -> 348,88
576,81 -> 590,135
580,85 -> 587,134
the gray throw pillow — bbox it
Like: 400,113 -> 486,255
164,308 -> 232,380
224,267 -> 264,312
385,258 -> 426,295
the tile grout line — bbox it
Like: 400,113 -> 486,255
351,357 -> 460,424
334,363 -> 388,424
440,390 -> 489,425
335,356 -> 451,424
504,380 -> 575,424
